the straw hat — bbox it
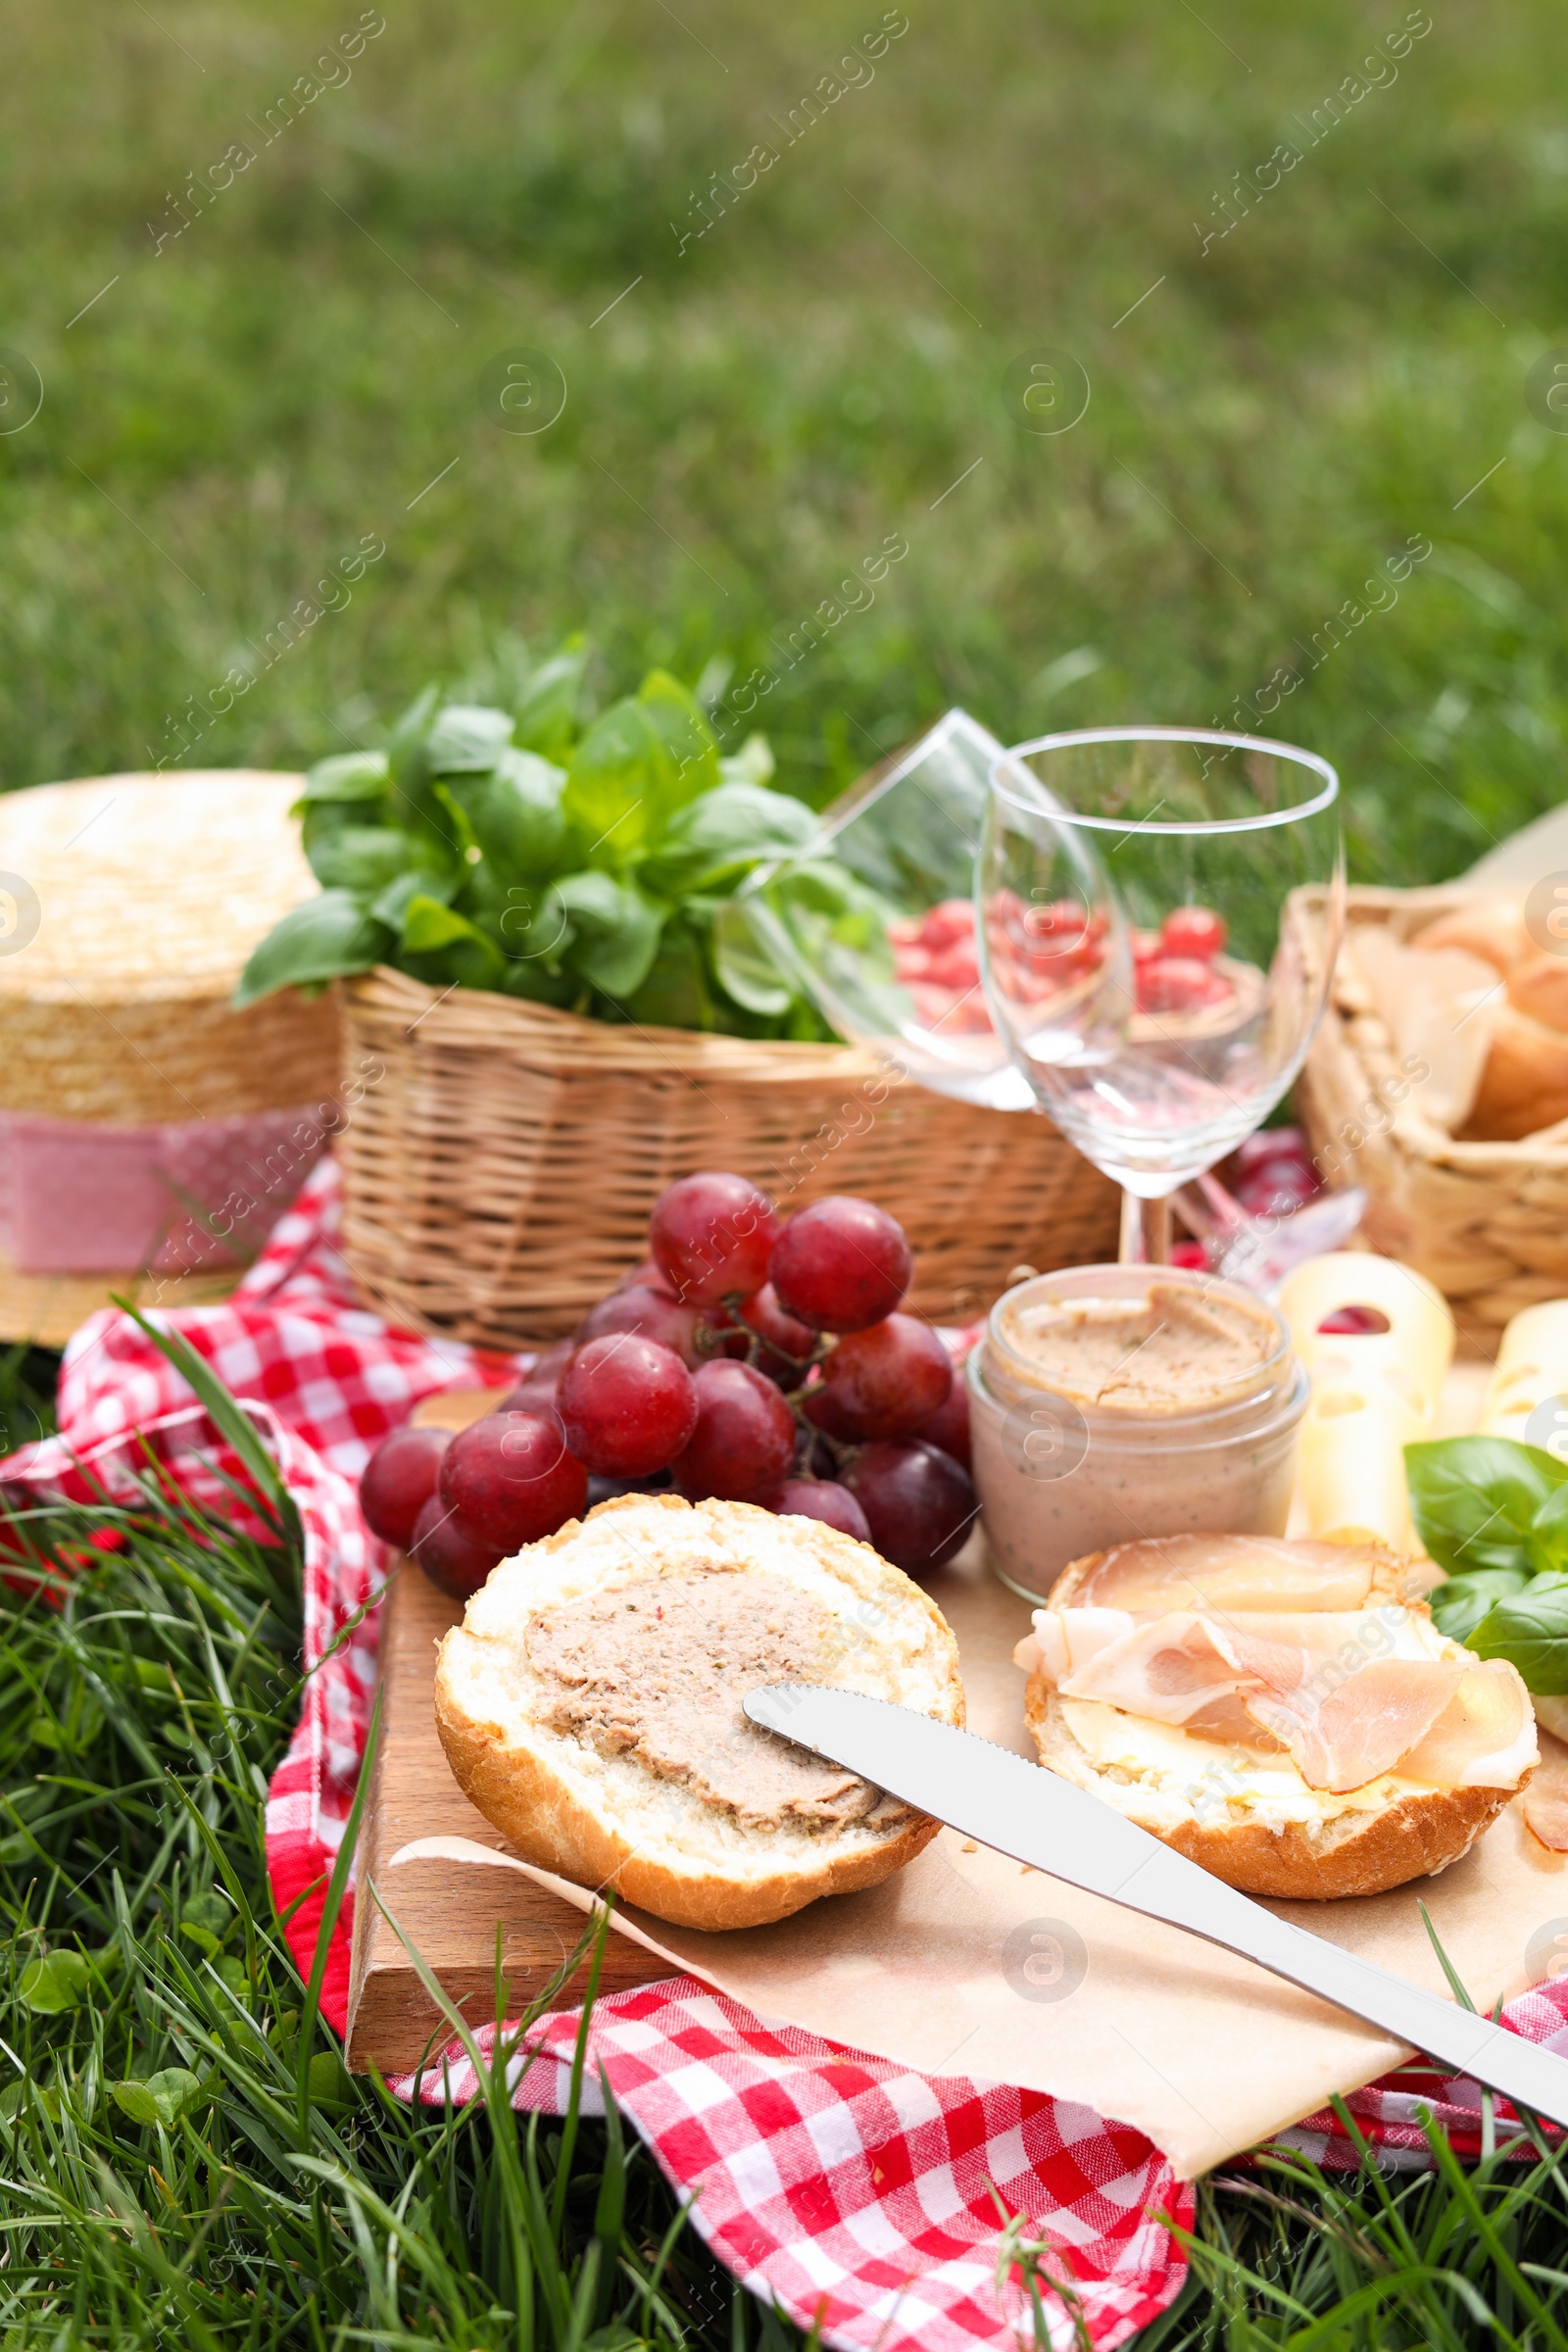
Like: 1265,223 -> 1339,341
0,770 -> 340,1346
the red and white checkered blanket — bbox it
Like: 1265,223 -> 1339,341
5,1155 -> 1566,2352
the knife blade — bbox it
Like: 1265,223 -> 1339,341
745,1682 -> 1568,2134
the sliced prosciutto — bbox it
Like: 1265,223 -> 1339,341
1017,1597 -> 1536,1795
1245,1658 -> 1466,1793
1064,1534 -> 1383,1617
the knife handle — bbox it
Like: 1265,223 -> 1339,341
1116,1843 -> 1568,2133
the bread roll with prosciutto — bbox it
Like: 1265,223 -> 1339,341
1016,1535 -> 1536,1899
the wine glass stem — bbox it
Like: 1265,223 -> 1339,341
1118,1191 -> 1172,1265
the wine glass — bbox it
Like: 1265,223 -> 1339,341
979,728 -> 1345,1262
743,710 -> 1034,1107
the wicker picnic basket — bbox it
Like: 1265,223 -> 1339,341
1295,883 -> 1568,1345
336,965 -> 1120,1344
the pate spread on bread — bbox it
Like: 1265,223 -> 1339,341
434,1492 -> 964,1930
1016,1535 -> 1537,1899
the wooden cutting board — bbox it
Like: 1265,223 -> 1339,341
345,1361 -> 1503,2079
346,1393 -> 672,2073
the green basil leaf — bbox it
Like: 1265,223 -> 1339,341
233,890 -> 391,1007
710,897 -> 795,1016
306,825 -> 423,894
622,919 -> 715,1030
441,748 -> 566,877
556,871 -> 664,999
1403,1436 -> 1568,1576
498,956 -> 581,1007
717,732 -> 775,788
386,683 -> 440,790
369,870 -> 458,931
424,703 -> 515,774
385,683 -> 445,835
1469,1572 -> 1568,1692
111,2067 -> 203,2129
299,749 -> 389,804
397,890 -> 505,984
643,782 -> 818,898
637,667 -> 719,797
563,671 -> 715,865
1428,1565 -> 1532,1643
20,1950 -> 93,2015
513,638 -> 588,760
1529,1481 -> 1568,1576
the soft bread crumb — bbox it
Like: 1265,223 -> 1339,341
433,1494 -> 965,1931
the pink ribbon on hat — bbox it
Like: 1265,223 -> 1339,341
0,1103 -> 333,1274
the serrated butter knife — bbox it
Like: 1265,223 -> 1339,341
745,1682 -> 1568,2133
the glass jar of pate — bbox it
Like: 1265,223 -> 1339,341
968,1262 -> 1309,1605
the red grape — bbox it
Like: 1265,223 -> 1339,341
650,1171 -> 778,1306
801,1379 -> 858,1442
740,1283 -> 818,1387
1235,1127 -> 1310,1177
498,1337 -> 574,1417
757,1478 -> 872,1544
911,1366 -> 971,1469
769,1196 -> 912,1332
438,1410 -> 588,1551
360,1425 -> 451,1548
820,1313 -> 952,1439
575,1283 -> 704,1366
558,1334 -> 698,1477
1160,906 -> 1226,960
616,1259 -> 675,1294
842,1441 -> 976,1577
410,1493 -> 504,1599
671,1360 -> 798,1501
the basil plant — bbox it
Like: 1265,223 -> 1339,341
236,649 -> 871,1039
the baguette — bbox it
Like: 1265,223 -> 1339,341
1017,1537 -> 1536,1899
434,1492 -> 964,1930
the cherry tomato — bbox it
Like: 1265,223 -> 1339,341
1160,906 -> 1227,960
1135,956 -> 1231,1014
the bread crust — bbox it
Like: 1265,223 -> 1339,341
1468,1004 -> 1568,1141
434,1493 -> 964,1932
1416,900 -> 1530,974
1021,1544 -> 1526,1900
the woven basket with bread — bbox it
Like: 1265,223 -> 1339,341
1294,884 -> 1568,1340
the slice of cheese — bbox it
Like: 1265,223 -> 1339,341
1279,1252 -> 1456,1550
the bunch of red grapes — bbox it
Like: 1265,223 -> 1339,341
358,1173 -> 975,1599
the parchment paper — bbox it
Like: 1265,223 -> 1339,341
390,1371 -> 1568,2180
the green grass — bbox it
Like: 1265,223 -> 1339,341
2,0 -> 1568,883
7,2 -> 1568,2338
0,1386 -> 780,2351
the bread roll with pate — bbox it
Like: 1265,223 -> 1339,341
1016,1535 -> 1536,1899
434,1493 -> 964,1931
